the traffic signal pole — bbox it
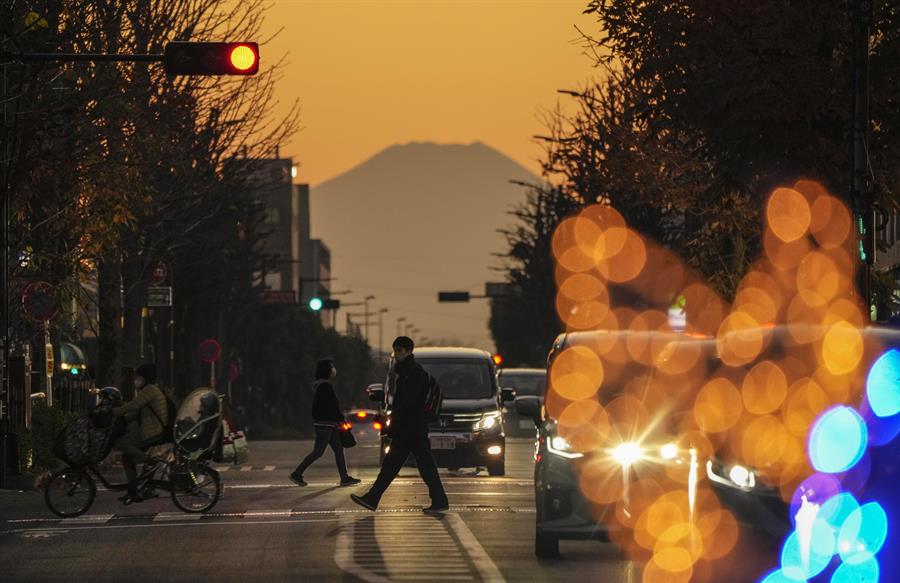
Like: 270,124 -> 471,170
850,0 -> 874,316
0,41 -> 258,488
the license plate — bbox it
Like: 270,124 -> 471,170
430,436 -> 456,450
519,420 -> 533,429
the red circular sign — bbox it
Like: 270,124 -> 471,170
198,339 -> 222,363
149,260 -> 168,285
22,281 -> 58,321
228,362 -> 241,383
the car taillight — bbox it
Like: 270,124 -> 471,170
342,422 -> 352,431
373,421 -> 383,430
356,411 -> 367,419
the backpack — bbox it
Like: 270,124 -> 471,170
423,371 -> 443,422
148,386 -> 179,441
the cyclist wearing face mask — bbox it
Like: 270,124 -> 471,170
112,362 -> 169,502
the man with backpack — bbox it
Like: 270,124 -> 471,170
112,362 -> 172,503
351,336 -> 449,514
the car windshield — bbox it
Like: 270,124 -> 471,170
499,373 -> 546,396
417,358 -> 495,399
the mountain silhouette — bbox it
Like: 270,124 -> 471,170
311,141 -> 538,351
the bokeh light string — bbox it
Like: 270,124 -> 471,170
547,181 -> 898,582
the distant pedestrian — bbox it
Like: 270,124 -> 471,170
351,337 -> 448,514
290,359 -> 361,487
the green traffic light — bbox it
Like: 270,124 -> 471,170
308,297 -> 323,311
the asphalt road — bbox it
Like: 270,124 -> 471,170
0,434 -> 643,582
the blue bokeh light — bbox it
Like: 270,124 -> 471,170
760,569 -> 804,583
809,406 -> 868,474
831,555 -> 880,583
866,349 -> 900,418
838,502 -> 888,565
820,493 -> 861,531
780,524 -> 835,580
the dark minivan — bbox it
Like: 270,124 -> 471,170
497,368 -> 546,437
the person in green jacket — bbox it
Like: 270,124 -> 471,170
113,362 -> 169,502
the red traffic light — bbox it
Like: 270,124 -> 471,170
229,44 -> 257,72
164,42 -> 259,76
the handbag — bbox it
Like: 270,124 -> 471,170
339,422 -> 357,449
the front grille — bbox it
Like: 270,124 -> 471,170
432,413 -> 480,431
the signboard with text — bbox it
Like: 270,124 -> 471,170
147,286 -> 172,307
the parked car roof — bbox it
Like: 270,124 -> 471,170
414,347 -> 494,359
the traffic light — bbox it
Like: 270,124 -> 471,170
308,298 -> 340,311
858,211 -> 876,266
164,42 -> 259,76
438,291 -> 471,302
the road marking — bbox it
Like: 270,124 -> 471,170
59,514 -> 113,525
334,513 -> 501,582
239,466 -> 253,472
20,529 -> 69,539
2,517 -> 340,536
154,512 -> 203,522
223,478 -> 532,489
446,513 -> 505,583
262,465 -> 276,471
3,505 -> 535,531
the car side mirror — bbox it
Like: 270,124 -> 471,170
367,383 -> 385,403
515,395 -> 541,422
500,387 -> 517,402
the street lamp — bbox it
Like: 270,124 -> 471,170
396,317 -> 407,337
378,308 -> 389,357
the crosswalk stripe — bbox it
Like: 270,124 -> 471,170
59,514 -> 113,525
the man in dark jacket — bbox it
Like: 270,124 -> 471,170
290,358 -> 361,487
351,337 -> 448,514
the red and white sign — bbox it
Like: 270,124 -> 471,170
22,281 -> 58,322
198,339 -> 222,363
149,260 -> 168,285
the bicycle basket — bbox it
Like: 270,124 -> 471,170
53,415 -> 117,466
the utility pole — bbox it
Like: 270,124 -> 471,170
396,317 -> 407,338
363,295 -> 375,345
850,0 -> 875,316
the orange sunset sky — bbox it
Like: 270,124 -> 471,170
261,0 -> 599,185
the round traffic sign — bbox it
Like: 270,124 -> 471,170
197,339 -> 222,363
22,281 -> 58,321
228,362 -> 241,383
149,260 -> 168,285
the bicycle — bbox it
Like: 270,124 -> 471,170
45,386 -> 225,518
44,448 -> 221,517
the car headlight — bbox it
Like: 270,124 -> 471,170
706,460 -> 756,490
547,434 -> 584,459
610,442 -> 644,466
659,442 -> 679,460
474,412 -> 501,432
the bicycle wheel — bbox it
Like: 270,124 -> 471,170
170,465 -> 221,513
45,467 -> 96,517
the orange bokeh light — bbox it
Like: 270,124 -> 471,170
766,187 -> 811,243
